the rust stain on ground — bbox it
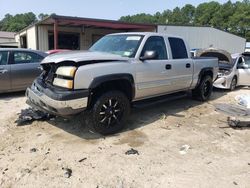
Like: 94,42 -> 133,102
114,130 -> 149,147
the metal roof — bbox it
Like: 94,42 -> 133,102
45,15 -> 156,30
0,31 -> 16,38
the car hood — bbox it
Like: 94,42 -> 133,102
196,48 -> 233,65
41,51 -> 129,64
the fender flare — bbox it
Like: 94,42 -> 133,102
89,73 -> 135,99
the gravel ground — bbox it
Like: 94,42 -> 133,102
0,88 -> 250,188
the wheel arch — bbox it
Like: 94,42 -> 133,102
196,67 -> 214,89
88,74 -> 135,107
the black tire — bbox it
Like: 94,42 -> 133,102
192,75 -> 213,101
86,90 -> 130,135
230,76 -> 237,91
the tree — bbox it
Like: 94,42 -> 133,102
38,13 -> 49,20
118,1 -> 250,41
0,12 -> 37,32
194,1 -> 220,26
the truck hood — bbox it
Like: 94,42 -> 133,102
41,51 -> 129,64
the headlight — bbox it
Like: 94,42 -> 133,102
53,78 -> 73,89
56,66 -> 77,77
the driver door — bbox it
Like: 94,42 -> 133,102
237,57 -> 250,86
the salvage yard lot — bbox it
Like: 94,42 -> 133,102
0,89 -> 250,188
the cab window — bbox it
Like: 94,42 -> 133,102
169,37 -> 188,59
141,36 -> 168,60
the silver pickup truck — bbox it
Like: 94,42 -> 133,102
26,32 -> 218,134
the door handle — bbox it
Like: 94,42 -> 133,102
186,63 -> 191,68
165,64 -> 172,70
0,69 -> 8,74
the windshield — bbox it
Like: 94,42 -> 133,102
89,35 -> 143,58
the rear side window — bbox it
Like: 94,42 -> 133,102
141,36 -> 168,60
169,37 -> 188,59
13,52 -> 44,64
0,51 -> 8,65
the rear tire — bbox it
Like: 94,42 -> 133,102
86,90 -> 130,135
192,75 -> 213,101
230,76 -> 237,91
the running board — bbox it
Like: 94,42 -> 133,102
132,91 -> 188,109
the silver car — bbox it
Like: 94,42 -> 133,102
197,48 -> 250,90
0,48 -> 47,93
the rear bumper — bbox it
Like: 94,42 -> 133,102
26,79 -> 89,116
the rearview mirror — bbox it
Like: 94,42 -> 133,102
140,51 -> 157,61
237,64 -> 249,69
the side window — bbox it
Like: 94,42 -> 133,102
169,37 -> 188,59
0,51 -> 8,65
141,36 -> 168,60
13,52 -> 43,64
0,52 -> 8,65
237,57 -> 243,65
243,56 -> 250,66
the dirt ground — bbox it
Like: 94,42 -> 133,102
0,88 -> 250,188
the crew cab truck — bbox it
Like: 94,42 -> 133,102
26,32 -> 218,134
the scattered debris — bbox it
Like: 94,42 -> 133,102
161,126 -> 171,130
15,108 -> 53,126
21,168 -> 31,174
227,117 -> 250,129
125,148 -> 139,155
235,94 -> 250,109
78,158 -> 87,163
62,168 -> 72,178
179,145 -> 190,155
224,132 -> 231,137
227,117 -> 240,127
214,104 -> 250,117
30,148 -> 38,153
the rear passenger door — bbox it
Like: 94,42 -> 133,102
168,37 -> 193,89
0,51 -> 11,92
10,51 -> 43,91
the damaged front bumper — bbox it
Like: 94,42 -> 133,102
26,79 -> 89,116
213,75 -> 233,89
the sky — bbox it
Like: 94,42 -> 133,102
0,0 -> 238,20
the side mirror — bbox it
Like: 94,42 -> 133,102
237,64 -> 249,69
140,51 -> 157,61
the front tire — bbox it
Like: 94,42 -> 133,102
86,90 -> 130,135
230,76 -> 237,91
192,75 -> 213,101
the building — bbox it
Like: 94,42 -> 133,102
15,15 -> 246,54
245,42 -> 250,52
14,15 -> 156,51
0,31 -> 18,48
157,25 -> 246,54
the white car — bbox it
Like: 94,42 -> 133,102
197,48 -> 250,90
